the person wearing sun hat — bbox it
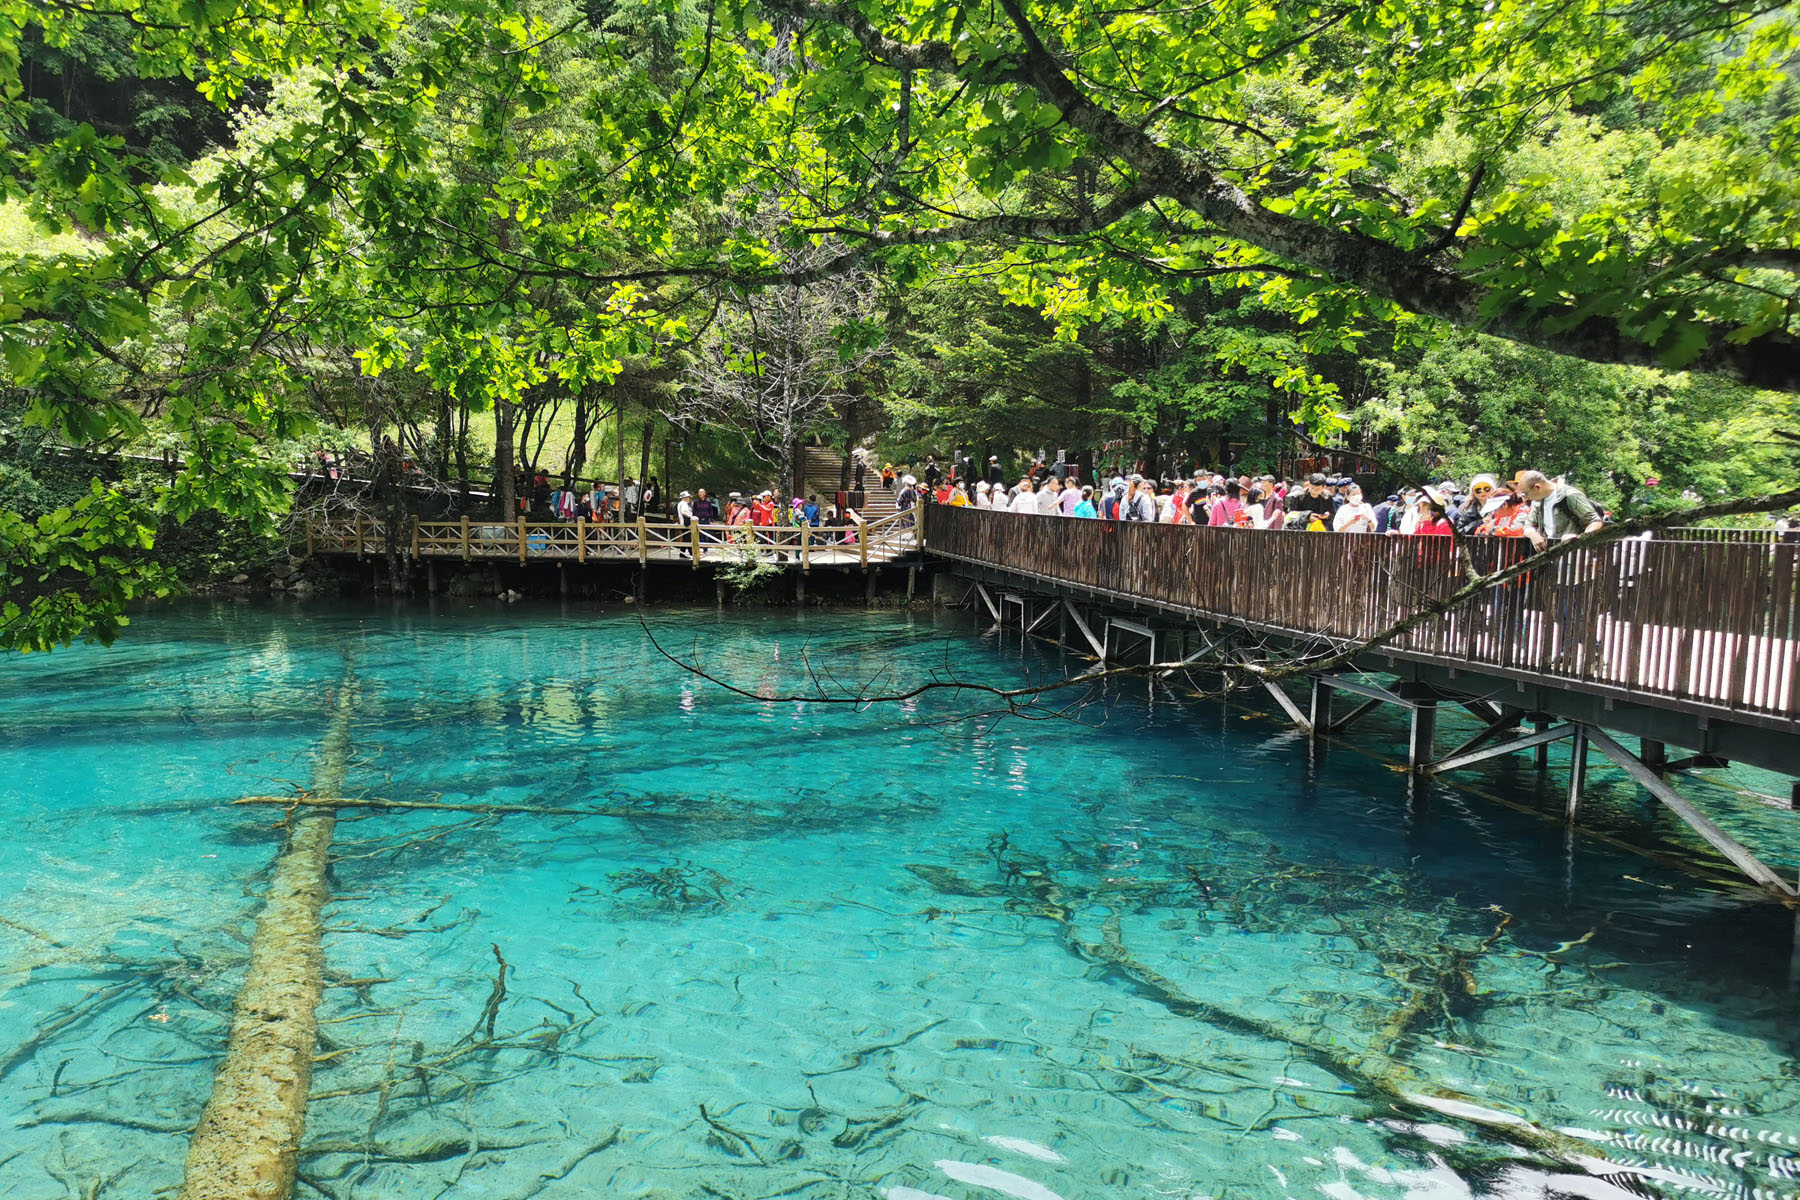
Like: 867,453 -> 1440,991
1452,473 -> 1497,535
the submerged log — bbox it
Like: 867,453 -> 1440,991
179,670 -> 356,1200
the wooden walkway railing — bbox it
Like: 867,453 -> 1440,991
923,507 -> 1800,726
306,509 -> 919,570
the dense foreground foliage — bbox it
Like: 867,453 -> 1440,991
2,0 -> 1796,647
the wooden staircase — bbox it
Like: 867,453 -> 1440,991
799,444 -> 899,520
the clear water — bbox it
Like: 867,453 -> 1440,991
2,600 -> 1798,1200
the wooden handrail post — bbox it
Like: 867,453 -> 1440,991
517,516 -> 527,565
354,514 -> 364,559
690,519 -> 701,568
859,517 -> 869,571
577,517 -> 587,563
637,517 -> 648,565
460,515 -> 471,562
801,522 -> 811,572
410,516 -> 420,560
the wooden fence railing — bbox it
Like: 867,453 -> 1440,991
306,508 -> 920,570
923,507 -> 1800,723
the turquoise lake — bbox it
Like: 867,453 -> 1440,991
2,600 -> 1797,1200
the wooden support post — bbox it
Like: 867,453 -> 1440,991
410,516 -> 420,560
907,566 -> 916,602
1408,702 -> 1438,773
1791,779 -> 1800,812
427,560 -> 437,593
866,569 -> 877,604
460,515 -> 471,562
1566,726 -> 1589,822
1641,739 -> 1666,776
1533,719 -> 1551,771
796,572 -> 806,605
690,520 -> 702,568
1308,677 -> 1332,734
801,522 -> 811,573
576,517 -> 587,563
354,514 -> 364,559
517,516 -> 527,565
559,563 -> 568,597
636,517 -> 648,565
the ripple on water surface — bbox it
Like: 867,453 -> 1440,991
0,599 -> 1796,1200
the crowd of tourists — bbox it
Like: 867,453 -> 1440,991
521,467 -> 864,539
895,461 -> 1606,550
513,456 -> 1611,551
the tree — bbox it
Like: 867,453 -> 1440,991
4,0 -> 1799,650
685,228 -> 881,496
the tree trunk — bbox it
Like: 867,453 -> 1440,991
567,386 -> 590,484
495,397 -> 516,520
433,394 -> 451,480
615,392 -> 628,523
637,408 -> 655,517
453,401 -> 471,513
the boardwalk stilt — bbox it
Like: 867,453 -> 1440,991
1566,727 -> 1589,821
1408,703 -> 1437,772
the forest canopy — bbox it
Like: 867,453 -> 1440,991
2,0 -> 1797,648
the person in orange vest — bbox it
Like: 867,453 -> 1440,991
751,492 -> 776,526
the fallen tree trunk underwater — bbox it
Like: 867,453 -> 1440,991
179,661 -> 357,1200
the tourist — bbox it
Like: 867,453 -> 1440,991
1038,476 -> 1064,514
643,475 -> 661,517
974,480 -> 992,509
693,488 -> 718,531
1372,493 -> 1399,534
1452,475 -> 1495,535
1060,475 -> 1082,516
1478,485 -> 1529,537
990,481 -> 1012,513
1334,486 -> 1377,533
1012,479 -> 1035,512
1240,484 -> 1276,528
803,494 -> 821,526
1072,485 -> 1097,518
986,456 -> 1005,486
1124,478 -> 1157,521
1208,481 -> 1241,527
676,490 -> 695,524
1514,470 -> 1603,549
1412,492 -> 1455,536
924,456 -> 942,489
1286,473 -> 1336,528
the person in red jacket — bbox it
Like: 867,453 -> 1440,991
1413,494 -> 1454,536
750,492 -> 776,526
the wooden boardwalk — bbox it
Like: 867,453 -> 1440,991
307,509 -> 920,570
923,507 -> 1800,730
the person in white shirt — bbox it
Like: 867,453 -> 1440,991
1333,486 -> 1376,532
975,481 -> 992,509
676,490 -> 695,524
990,485 -> 1011,513
1038,477 -> 1064,514
1012,480 -> 1034,511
